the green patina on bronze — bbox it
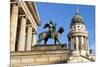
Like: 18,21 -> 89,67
37,20 -> 64,45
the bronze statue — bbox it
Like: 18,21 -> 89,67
37,21 -> 64,45
43,20 -> 56,37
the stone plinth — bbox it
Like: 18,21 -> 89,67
32,44 -> 67,50
11,44 -> 70,67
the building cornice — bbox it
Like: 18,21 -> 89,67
18,0 -> 38,31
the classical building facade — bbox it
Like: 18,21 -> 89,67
67,9 -> 88,51
10,1 -> 69,66
67,9 -> 95,63
10,0 -> 95,66
10,0 -> 40,52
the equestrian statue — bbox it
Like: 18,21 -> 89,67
37,20 -> 64,45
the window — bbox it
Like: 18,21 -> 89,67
77,26 -> 80,28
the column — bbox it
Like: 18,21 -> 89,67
70,37 -> 72,50
26,25 -> 32,51
32,32 -> 36,46
17,16 -> 26,51
84,37 -> 86,50
84,37 -> 88,50
81,36 -> 84,50
76,36 -> 79,50
85,37 -> 88,50
10,3 -> 19,51
68,37 -> 70,49
73,37 -> 76,50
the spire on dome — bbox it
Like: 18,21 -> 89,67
76,6 -> 79,14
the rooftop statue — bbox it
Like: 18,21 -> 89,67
37,20 -> 64,45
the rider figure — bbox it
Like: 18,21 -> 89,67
44,20 -> 56,37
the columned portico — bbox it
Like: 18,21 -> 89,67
10,0 -> 40,52
17,16 -> 26,51
10,3 -> 19,51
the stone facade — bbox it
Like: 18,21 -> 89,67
67,8 -> 95,63
10,0 -> 41,66
11,45 -> 69,67
67,9 -> 88,51
10,0 -> 95,66
10,1 -> 69,66
10,0 -> 40,51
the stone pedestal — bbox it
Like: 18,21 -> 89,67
11,44 -> 69,67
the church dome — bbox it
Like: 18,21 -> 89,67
70,13 -> 84,27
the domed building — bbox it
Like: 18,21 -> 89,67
68,9 -> 88,52
67,8 -> 95,63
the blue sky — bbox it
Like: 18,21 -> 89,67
35,2 -> 95,53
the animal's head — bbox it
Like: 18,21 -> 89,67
58,27 -> 64,34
